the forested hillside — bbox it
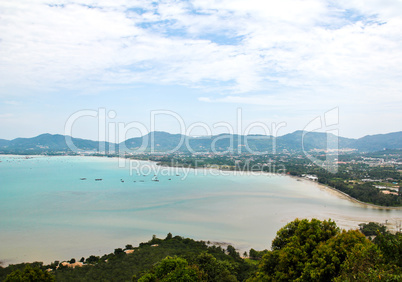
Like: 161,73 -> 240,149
1,219 -> 401,281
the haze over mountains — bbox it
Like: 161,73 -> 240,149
0,131 -> 401,154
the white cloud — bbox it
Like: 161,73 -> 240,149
0,0 -> 401,108
3,100 -> 20,105
0,113 -> 14,118
198,92 -> 344,109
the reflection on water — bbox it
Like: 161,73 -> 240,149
0,155 -> 401,265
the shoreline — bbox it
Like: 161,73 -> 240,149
289,175 -> 402,210
152,159 -> 402,210
1,154 -> 401,266
2,154 -> 401,210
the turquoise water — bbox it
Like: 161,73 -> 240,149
0,155 -> 401,265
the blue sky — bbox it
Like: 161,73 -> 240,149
0,0 -> 401,141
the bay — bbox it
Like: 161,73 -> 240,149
0,155 -> 401,265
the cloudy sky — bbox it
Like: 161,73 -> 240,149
0,0 -> 401,141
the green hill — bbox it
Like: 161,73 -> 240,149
0,219 -> 400,281
1,131 -> 401,154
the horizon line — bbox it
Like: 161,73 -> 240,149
1,129 -> 401,143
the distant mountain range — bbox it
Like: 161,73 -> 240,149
0,131 -> 401,154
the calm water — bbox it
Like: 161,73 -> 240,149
0,155 -> 401,265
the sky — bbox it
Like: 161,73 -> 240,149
0,0 -> 401,141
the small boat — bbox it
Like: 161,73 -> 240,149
80,178 -> 87,180
168,178 -> 171,180
95,179 -> 103,181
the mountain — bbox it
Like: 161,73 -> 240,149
121,130 -> 391,153
0,131 -> 401,154
0,133 -> 110,154
122,131 -> 186,152
0,139 -> 10,147
350,131 -> 402,152
122,132 -> 275,153
276,130 -> 355,152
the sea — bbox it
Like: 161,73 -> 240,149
0,155 -> 401,265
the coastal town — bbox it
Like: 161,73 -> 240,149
137,148 -> 402,207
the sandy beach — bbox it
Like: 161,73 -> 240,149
290,176 -> 402,211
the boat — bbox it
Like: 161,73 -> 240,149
95,179 -> 103,181
80,178 -> 87,180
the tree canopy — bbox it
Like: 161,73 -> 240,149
248,218 -> 401,281
1,220 -> 401,282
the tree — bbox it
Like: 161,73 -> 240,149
248,219 -> 402,282
48,261 -> 59,271
195,253 -> 237,282
137,256 -> 205,282
226,245 -> 240,260
334,243 -> 401,281
271,218 -> 339,251
358,222 -> 387,236
249,219 -> 339,281
114,248 -> 124,256
125,244 -> 134,250
248,249 -> 258,259
5,265 -> 55,282
148,234 -> 162,245
248,249 -> 267,260
374,231 -> 402,267
85,255 -> 99,264
301,230 -> 372,281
